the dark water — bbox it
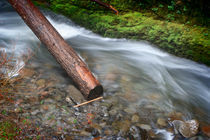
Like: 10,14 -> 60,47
0,1 -> 210,139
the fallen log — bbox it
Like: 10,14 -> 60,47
8,0 -> 103,100
91,0 -> 119,15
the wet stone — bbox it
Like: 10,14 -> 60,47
172,119 -> 199,138
31,109 -> 40,115
131,114 -> 140,123
179,120 -> 199,138
66,85 -> 85,104
168,111 -> 184,121
109,108 -> 118,116
201,126 -> 210,137
36,79 -> 46,87
137,124 -> 152,131
124,107 -> 136,114
157,118 -> 168,127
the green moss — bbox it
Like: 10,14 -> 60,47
33,1 -> 210,66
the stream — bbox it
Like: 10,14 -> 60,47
0,1 -> 210,139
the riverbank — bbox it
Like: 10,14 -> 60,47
33,0 -> 210,66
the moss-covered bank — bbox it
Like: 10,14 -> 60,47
33,0 -> 210,66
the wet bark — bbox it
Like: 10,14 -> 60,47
8,0 -> 103,100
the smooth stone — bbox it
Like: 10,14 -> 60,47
41,105 -> 49,110
109,109 -> 118,116
172,119 -> 199,138
66,85 -> 85,104
36,79 -> 46,87
31,110 -> 40,115
168,111 -> 184,121
112,120 -> 131,132
131,114 -> 140,123
157,118 -> 168,127
80,130 -> 90,136
179,120 -> 199,138
201,126 -> 210,137
138,124 -> 152,131
19,68 -> 35,77
124,107 -> 136,114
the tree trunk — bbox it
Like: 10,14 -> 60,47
8,0 -> 103,100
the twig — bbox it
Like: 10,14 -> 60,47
73,97 -> 103,108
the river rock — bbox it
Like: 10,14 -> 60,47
36,79 -> 46,87
201,126 -> 210,137
168,111 -> 184,121
131,114 -> 140,123
172,119 -> 199,138
157,118 -> 168,127
129,125 -> 150,140
66,85 -> 85,104
124,107 -> 136,114
19,68 -> 35,77
137,124 -> 152,131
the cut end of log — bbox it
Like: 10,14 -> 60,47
87,85 -> 103,100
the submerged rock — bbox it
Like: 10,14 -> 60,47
137,124 -> 152,131
157,118 -> 168,127
131,114 -> 140,123
201,126 -> 210,137
172,119 -> 199,138
66,85 -> 85,104
36,79 -> 46,87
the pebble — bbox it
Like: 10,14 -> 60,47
124,107 -> 136,114
42,105 -> 49,110
157,118 -> 168,127
36,79 -> 46,87
138,124 -> 152,131
109,109 -> 118,116
80,130 -> 90,136
66,85 -> 85,104
168,111 -> 184,121
131,114 -> 140,123
19,68 -> 35,77
31,109 -> 40,115
201,126 -> 210,137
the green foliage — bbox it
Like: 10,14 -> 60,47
159,4 -> 164,8
33,0 -> 210,65
151,8 -> 158,12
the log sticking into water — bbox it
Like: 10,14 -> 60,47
8,0 -> 103,100
91,0 -> 119,15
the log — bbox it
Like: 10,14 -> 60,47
91,0 -> 119,15
8,0 -> 103,100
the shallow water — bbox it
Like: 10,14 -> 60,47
0,1 -> 210,139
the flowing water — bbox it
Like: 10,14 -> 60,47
0,1 -> 210,139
